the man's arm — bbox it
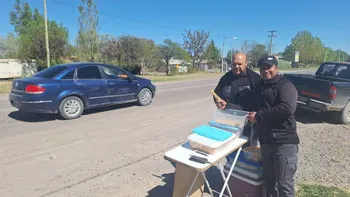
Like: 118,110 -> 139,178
256,82 -> 297,122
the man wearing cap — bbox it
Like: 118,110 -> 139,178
213,52 -> 261,141
247,55 -> 300,197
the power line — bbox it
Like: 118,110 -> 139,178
268,30 -> 277,55
48,0 -> 183,32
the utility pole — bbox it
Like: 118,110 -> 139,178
221,36 -> 225,73
44,0 -> 50,67
268,30 -> 277,55
231,42 -> 234,64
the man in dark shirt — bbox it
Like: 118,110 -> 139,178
247,56 -> 300,197
213,52 -> 261,140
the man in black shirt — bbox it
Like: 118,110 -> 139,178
247,56 -> 299,197
213,52 -> 261,140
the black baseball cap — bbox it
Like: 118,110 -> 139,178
258,55 -> 278,68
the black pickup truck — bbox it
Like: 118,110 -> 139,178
284,62 -> 350,124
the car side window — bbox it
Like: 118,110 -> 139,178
77,66 -> 102,79
101,66 -> 128,80
61,69 -> 75,79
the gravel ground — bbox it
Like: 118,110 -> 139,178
294,109 -> 350,191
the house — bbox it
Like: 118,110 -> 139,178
157,58 -> 191,73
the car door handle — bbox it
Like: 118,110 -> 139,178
108,83 -> 115,85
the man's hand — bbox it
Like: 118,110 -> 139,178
247,112 -> 257,123
216,100 -> 227,110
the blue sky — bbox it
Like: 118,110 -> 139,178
1,0 -> 349,55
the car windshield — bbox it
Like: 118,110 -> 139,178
316,63 -> 350,79
34,66 -> 68,78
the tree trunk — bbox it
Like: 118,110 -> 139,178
166,61 -> 170,75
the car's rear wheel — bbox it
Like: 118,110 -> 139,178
137,88 -> 152,106
58,96 -> 84,120
339,101 -> 350,124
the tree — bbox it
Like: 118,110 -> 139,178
283,30 -> 324,66
240,40 -> 251,54
10,0 -> 32,35
10,0 -> 69,69
248,41 -> 268,67
159,39 -> 182,75
282,44 -> 296,62
0,33 -> 19,58
182,29 -> 210,68
204,40 -> 220,63
117,35 -> 142,70
139,38 -> 160,73
76,0 -> 100,62
100,35 -> 120,64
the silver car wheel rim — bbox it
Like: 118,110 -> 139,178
140,90 -> 151,104
346,109 -> 350,121
63,99 -> 81,117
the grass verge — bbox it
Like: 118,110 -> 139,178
141,72 -> 222,82
0,80 -> 11,94
297,184 -> 350,197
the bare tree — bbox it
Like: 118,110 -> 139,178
182,29 -> 210,68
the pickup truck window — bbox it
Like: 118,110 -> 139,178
316,63 -> 350,79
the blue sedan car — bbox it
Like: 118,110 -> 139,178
9,63 -> 156,120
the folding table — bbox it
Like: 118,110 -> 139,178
164,136 -> 248,197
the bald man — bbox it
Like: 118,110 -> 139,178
213,52 -> 261,140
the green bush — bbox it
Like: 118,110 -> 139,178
188,66 -> 198,74
169,67 -> 179,76
278,60 -> 292,69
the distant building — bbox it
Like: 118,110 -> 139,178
0,59 -> 36,79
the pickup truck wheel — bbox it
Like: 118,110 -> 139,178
340,101 -> 350,124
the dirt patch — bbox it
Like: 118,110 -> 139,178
0,80 -> 11,94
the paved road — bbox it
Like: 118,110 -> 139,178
0,69 -> 317,197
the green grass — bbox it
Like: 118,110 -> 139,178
297,184 -> 350,197
0,81 -> 11,94
141,72 -> 222,82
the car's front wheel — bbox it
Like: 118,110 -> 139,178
58,96 -> 84,120
137,88 -> 153,106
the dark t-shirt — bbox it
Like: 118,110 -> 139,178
214,69 -> 261,111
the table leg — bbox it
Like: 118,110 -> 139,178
219,147 -> 242,197
201,172 -> 214,197
218,163 -> 233,197
172,162 -> 204,197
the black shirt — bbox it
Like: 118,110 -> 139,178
213,69 -> 261,111
255,75 -> 300,144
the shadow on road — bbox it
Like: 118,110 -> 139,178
82,103 -> 136,115
295,108 -> 339,124
7,103 -> 136,122
8,111 -> 58,122
146,163 -> 225,197
146,173 -> 174,197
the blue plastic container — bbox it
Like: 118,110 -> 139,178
192,125 -> 233,142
